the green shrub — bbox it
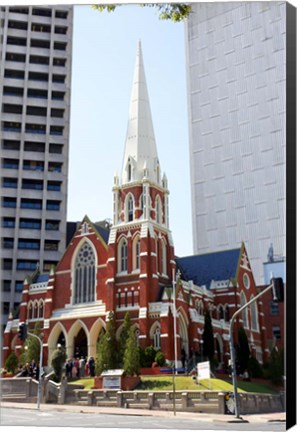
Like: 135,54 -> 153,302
248,356 -> 263,378
5,352 -> 18,374
51,348 -> 66,382
144,346 -> 157,367
155,351 -> 166,367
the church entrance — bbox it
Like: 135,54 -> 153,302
74,328 -> 88,359
57,331 -> 66,348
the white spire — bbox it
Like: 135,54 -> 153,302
121,41 -> 160,184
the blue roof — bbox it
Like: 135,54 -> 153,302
94,224 -> 110,244
176,248 -> 241,289
34,274 -> 49,283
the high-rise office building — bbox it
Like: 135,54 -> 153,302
185,2 -> 287,284
1,5 -> 73,329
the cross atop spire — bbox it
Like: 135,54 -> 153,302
121,41 -> 160,184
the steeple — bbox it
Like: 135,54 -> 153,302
121,41 -> 160,184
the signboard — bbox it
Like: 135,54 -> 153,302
197,361 -> 210,380
101,369 -> 124,389
103,376 -> 121,389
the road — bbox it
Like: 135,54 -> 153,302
0,407 -> 286,431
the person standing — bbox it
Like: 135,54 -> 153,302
79,357 -> 85,378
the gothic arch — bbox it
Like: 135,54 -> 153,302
67,320 -> 90,359
155,195 -> 162,224
125,193 -> 135,222
250,295 -> 259,332
224,304 -> 230,322
118,235 -> 128,273
132,233 -> 141,271
47,322 -> 68,364
240,291 -> 249,328
178,307 -> 189,356
70,237 -> 97,305
89,317 -> 106,358
149,321 -> 161,350
160,237 -> 167,275
218,304 -> 224,320
214,333 -> 224,364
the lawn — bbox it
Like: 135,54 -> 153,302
73,376 -> 276,394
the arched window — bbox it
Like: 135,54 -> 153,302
161,239 -> 167,275
240,292 -> 248,328
28,301 -> 33,320
126,194 -> 134,222
74,241 -> 96,304
34,301 -> 38,319
250,296 -> 259,331
218,305 -> 224,320
133,236 -> 140,271
153,327 -> 161,349
135,329 -> 140,346
155,196 -> 162,224
118,238 -> 128,272
224,305 -> 230,322
39,300 -> 44,318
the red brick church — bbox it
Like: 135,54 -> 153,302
3,42 -> 269,369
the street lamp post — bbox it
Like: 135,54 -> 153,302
172,268 -> 178,416
229,281 -> 277,418
27,331 -> 43,410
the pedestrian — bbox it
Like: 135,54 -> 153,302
65,358 -> 72,379
72,358 -> 78,378
181,348 -> 187,369
79,357 -> 85,378
85,361 -> 89,377
88,356 -> 95,377
74,357 -> 80,378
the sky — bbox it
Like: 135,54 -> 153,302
67,5 -> 193,257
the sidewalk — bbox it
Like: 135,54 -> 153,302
0,401 -> 286,424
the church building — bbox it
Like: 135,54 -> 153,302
3,42 -> 268,369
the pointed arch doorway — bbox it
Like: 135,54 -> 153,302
74,328 -> 88,358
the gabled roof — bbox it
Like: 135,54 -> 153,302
176,248 -> 241,289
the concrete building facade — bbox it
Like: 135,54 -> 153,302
185,2 -> 286,284
0,5 -> 73,329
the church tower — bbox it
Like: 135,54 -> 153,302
107,41 -> 175,345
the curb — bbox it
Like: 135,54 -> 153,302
1,402 -> 286,424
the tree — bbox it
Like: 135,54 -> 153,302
92,4 -> 192,22
25,321 -> 41,364
51,346 -> 66,382
237,327 -> 250,374
202,309 -> 214,362
5,352 -> 19,374
123,327 -> 140,376
268,347 -> 284,386
118,312 -> 132,367
96,311 -> 118,374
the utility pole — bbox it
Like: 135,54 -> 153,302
229,279 -> 282,418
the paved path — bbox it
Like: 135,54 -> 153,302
0,401 -> 286,425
